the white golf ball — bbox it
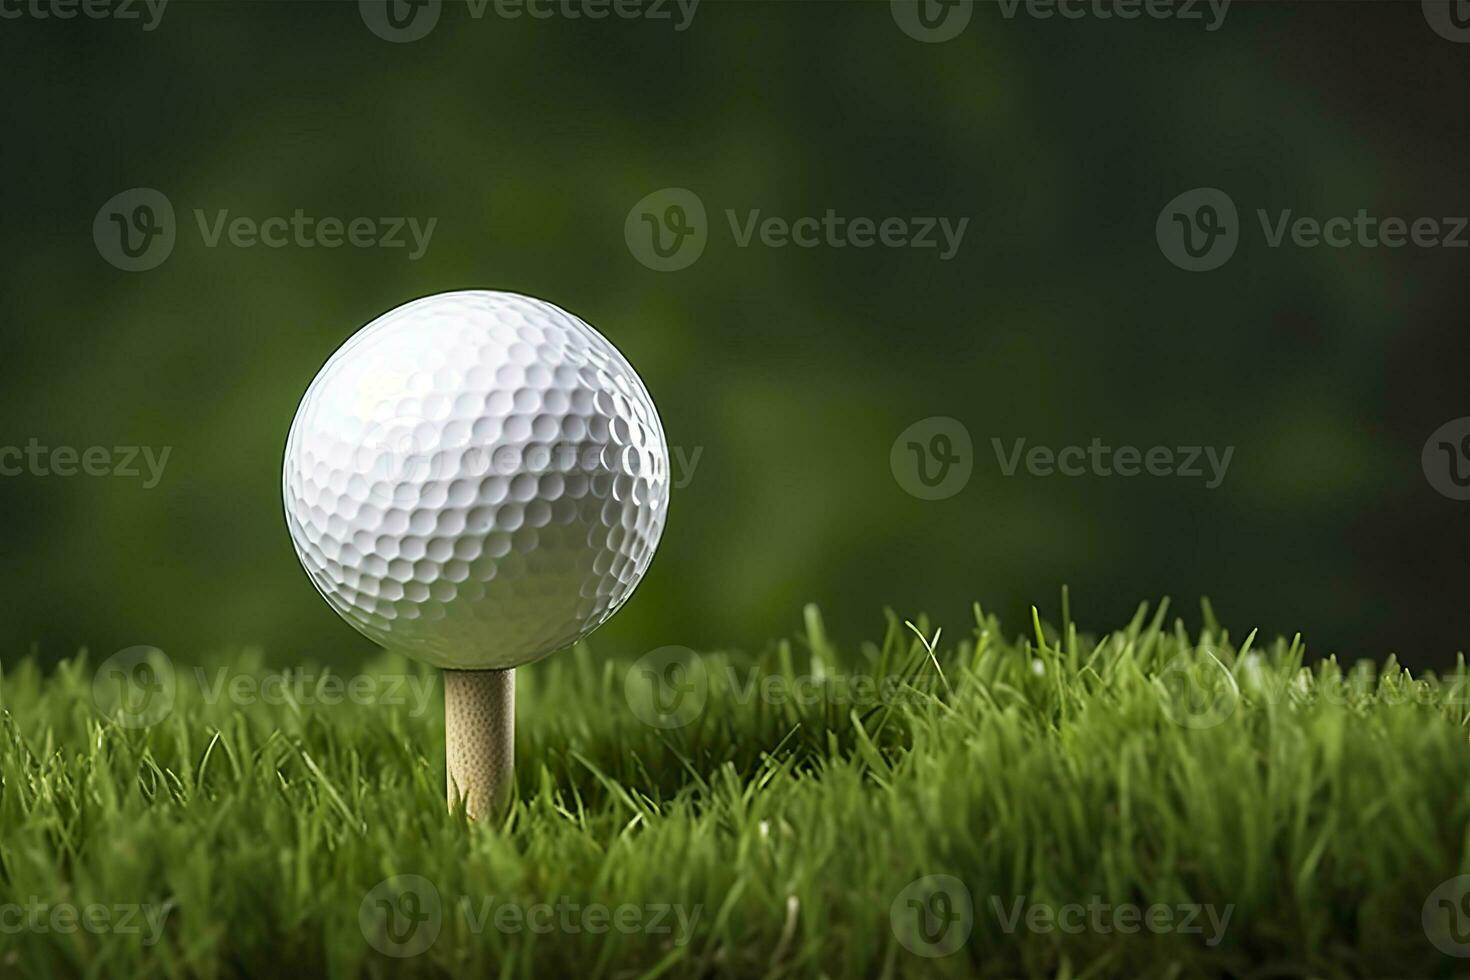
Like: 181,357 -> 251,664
282,290 -> 669,670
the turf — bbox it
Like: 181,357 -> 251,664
2,597 -> 1469,979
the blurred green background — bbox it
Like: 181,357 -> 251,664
1,0 -> 1466,669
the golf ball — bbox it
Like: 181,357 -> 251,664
282,290 -> 669,670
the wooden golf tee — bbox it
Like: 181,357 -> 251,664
444,668 -> 515,820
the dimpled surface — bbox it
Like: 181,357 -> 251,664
282,291 -> 669,670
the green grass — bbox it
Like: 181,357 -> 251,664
3,596 -> 1470,979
